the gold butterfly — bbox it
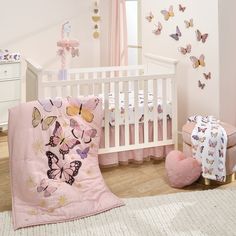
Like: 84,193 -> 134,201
32,107 -> 57,130
184,19 -> 193,28
146,12 -> 154,22
190,54 -> 205,68
161,5 -> 174,21
66,97 -> 99,123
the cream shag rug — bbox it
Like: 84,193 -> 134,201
1,189 -> 236,236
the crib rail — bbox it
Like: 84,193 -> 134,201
37,73 -> 176,154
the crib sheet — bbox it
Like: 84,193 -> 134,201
99,90 -> 172,126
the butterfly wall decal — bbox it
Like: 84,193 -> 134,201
196,29 -> 208,43
179,44 -> 191,55
203,72 -> 211,80
38,98 -> 62,112
32,107 -> 57,130
161,5 -> 174,21
145,12 -> 154,22
184,19 -> 193,28
179,4 -> 186,12
71,48 -> 79,57
76,147 -> 90,159
198,80 -> 206,90
170,26 -> 182,41
152,22 -> 162,35
66,97 -> 99,123
70,119 -> 97,144
190,54 -> 205,68
46,121 -> 80,158
37,179 -> 57,197
46,151 -> 82,185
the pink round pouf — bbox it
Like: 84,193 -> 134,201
165,150 -> 202,188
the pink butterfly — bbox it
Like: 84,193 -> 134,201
146,12 -> 154,22
70,119 -> 97,144
38,98 -> 62,112
46,151 -> 82,185
152,22 -> 162,35
179,44 -> 191,55
46,121 -> 80,159
209,140 -> 217,148
179,4 -> 186,12
204,167 -> 213,175
71,48 -> 79,57
37,179 -> 57,197
203,72 -> 211,80
196,30 -> 208,43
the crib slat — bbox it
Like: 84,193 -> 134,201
134,80 -> 139,145
104,83 -> 110,149
114,81 -> 120,147
124,81 -> 130,146
153,79 -> 158,142
143,80 -> 149,144
162,79 -> 167,141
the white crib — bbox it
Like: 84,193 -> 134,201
26,53 -> 178,155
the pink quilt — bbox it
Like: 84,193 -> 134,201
8,97 -> 124,230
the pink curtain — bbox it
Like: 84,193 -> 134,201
109,0 -> 128,66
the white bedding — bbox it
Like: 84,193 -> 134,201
99,90 -> 172,126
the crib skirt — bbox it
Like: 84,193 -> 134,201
99,120 -> 173,167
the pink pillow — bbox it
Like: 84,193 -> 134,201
165,150 -> 201,188
8,97 -> 124,230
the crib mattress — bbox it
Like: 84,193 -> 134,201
99,90 -> 172,126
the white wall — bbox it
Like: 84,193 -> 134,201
219,0 -> 236,126
141,0 -> 220,131
0,0 -> 100,69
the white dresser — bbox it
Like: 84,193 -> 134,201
0,61 -> 21,130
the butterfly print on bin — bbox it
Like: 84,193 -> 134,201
46,151 -> 82,185
211,132 -> 218,138
219,150 -> 224,157
38,98 -> 62,112
196,30 -> 208,43
32,107 -> 57,131
70,119 -> 97,144
208,150 -> 214,156
46,121 -> 80,159
184,19 -> 193,28
206,159 -> 214,165
198,127 -> 207,133
218,167 -> 224,172
192,135 -> 199,141
179,44 -> 191,55
215,175 -> 225,182
190,55 -> 205,69
153,22 -> 162,35
198,81 -> 206,90
200,146 -> 204,153
76,147 -> 90,159
146,12 -> 154,22
209,140 -> 217,148
179,4 -> 186,12
203,72 -> 211,80
37,179 -> 57,197
66,97 -> 99,123
161,5 -> 174,21
204,167 -> 213,175
199,137 -> 206,143
170,26 -> 182,41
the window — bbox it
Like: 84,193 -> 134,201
126,0 -> 142,65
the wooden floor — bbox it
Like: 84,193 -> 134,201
1,131 -> 236,212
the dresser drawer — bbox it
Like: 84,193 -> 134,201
0,100 -> 19,124
0,63 -> 20,80
0,80 -> 21,102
